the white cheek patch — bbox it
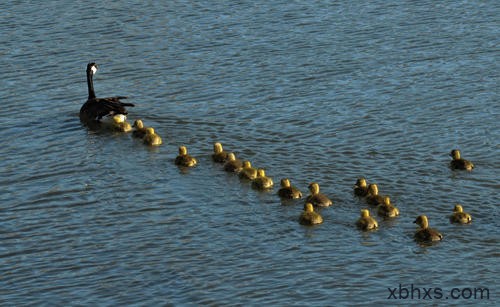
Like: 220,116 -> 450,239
91,66 -> 98,74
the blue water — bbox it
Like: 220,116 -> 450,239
1,1 -> 498,305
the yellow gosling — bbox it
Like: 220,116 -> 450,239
239,161 -> 258,180
223,153 -> 243,172
356,209 -> 378,231
252,169 -> 274,190
277,178 -> 302,199
414,215 -> 443,242
450,149 -> 474,171
354,177 -> 369,197
112,114 -> 132,132
143,127 -> 162,146
305,182 -> 332,207
377,196 -> 400,218
212,142 -> 229,163
365,183 -> 385,206
449,204 -> 472,224
132,119 -> 147,138
175,146 -> 197,167
299,203 -> 323,225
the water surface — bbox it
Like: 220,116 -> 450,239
1,0 -> 498,305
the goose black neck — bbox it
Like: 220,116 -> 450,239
87,68 -> 96,100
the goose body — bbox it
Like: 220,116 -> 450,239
79,63 -> 134,123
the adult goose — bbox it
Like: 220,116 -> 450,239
79,62 -> 134,123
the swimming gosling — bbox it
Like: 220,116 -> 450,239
306,182 -> 332,207
299,203 -> 323,225
365,183 -> 385,206
143,127 -> 162,146
449,204 -> 472,224
450,149 -> 474,171
212,142 -> 229,163
239,161 -> 258,180
223,153 -> 243,173
377,196 -> 400,218
132,119 -> 147,138
111,114 -> 132,132
277,178 -> 302,199
354,177 -> 369,197
356,209 -> 378,231
175,146 -> 197,167
414,215 -> 443,242
252,169 -> 274,190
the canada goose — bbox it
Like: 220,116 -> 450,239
143,127 -> 162,146
175,146 -> 197,167
299,203 -> 323,225
252,169 -> 274,190
450,149 -> 474,171
356,209 -> 378,231
111,114 -> 132,132
79,63 -> 134,123
414,215 -> 443,242
212,142 -> 229,163
365,184 -> 385,206
277,178 -> 302,199
223,153 -> 243,172
239,161 -> 258,180
377,196 -> 400,218
449,204 -> 472,224
354,177 -> 369,197
306,182 -> 332,207
132,119 -> 147,138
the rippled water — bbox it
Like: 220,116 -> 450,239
1,0 -> 498,305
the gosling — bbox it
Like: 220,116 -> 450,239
111,114 -> 132,132
377,196 -> 400,218
143,127 -> 162,146
365,183 -> 385,206
175,146 -> 197,167
239,161 -> 258,180
450,149 -> 474,171
132,119 -> 147,138
356,209 -> 378,231
299,203 -> 323,225
212,142 -> 229,163
306,182 -> 332,207
277,178 -> 302,199
449,204 -> 472,224
252,169 -> 274,190
353,177 -> 369,197
223,153 -> 243,173
414,215 -> 443,242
